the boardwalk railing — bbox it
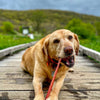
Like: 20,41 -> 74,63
0,41 -> 37,59
0,42 -> 100,62
80,45 -> 100,62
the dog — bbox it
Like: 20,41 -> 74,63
21,29 -> 79,100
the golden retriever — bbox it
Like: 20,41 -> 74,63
21,29 -> 79,100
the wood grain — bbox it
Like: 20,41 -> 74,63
0,49 -> 100,100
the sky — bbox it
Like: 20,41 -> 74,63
0,0 -> 100,16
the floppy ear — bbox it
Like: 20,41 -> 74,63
42,37 -> 49,60
74,34 -> 79,55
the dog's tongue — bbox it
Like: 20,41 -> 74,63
66,59 -> 70,66
72,59 -> 74,63
61,56 -> 74,67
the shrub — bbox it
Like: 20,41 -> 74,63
95,22 -> 100,35
65,19 -> 96,39
2,21 -> 14,34
19,26 -> 23,33
31,10 -> 46,32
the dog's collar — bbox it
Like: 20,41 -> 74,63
47,56 -> 62,69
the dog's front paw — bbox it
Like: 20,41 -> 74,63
68,68 -> 74,72
46,96 -> 58,100
46,97 -> 50,100
34,95 -> 44,100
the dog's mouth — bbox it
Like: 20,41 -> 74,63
61,56 -> 74,68
49,55 -> 74,68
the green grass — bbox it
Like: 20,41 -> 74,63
0,33 -> 100,55
0,34 -> 43,50
80,37 -> 100,52
0,9 -> 100,52
0,9 -> 100,34
0,33 -> 100,53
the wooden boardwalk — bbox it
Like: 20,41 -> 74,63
0,50 -> 100,100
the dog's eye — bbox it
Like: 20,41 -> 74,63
68,35 -> 73,40
53,39 -> 60,43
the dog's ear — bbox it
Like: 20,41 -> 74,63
74,34 -> 79,55
42,37 -> 49,60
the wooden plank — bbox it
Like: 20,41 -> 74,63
0,59 -> 93,62
0,49 -> 100,100
0,70 -> 100,90
1,59 -> 21,61
3,56 -> 22,59
0,62 -> 20,67
0,58 -> 95,63
0,66 -> 99,72
0,91 -> 100,100
1,54 -> 88,60
0,79 -> 100,90
0,60 -> 100,67
0,71 -> 100,78
0,55 -> 92,61
0,63 -> 100,72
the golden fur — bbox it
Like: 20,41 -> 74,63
21,29 -> 79,100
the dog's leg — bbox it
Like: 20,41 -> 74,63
68,68 -> 74,72
47,74 -> 66,100
20,62 -> 27,72
33,62 -> 46,100
33,76 -> 45,100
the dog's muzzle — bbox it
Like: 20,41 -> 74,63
61,56 -> 74,68
64,46 -> 73,56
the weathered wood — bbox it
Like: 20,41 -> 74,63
0,49 -> 100,100
0,91 -> 100,100
80,45 -> 100,62
0,65 -> 100,72
0,41 -> 37,59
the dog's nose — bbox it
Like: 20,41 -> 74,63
64,46 -> 73,56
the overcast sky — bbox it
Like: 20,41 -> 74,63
0,0 -> 100,16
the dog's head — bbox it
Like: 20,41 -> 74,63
42,29 -> 79,68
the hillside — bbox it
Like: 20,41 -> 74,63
0,9 -> 100,52
0,9 -> 100,34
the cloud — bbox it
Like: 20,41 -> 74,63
0,0 -> 99,16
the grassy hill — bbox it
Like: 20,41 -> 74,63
0,9 -> 100,52
0,9 -> 100,34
